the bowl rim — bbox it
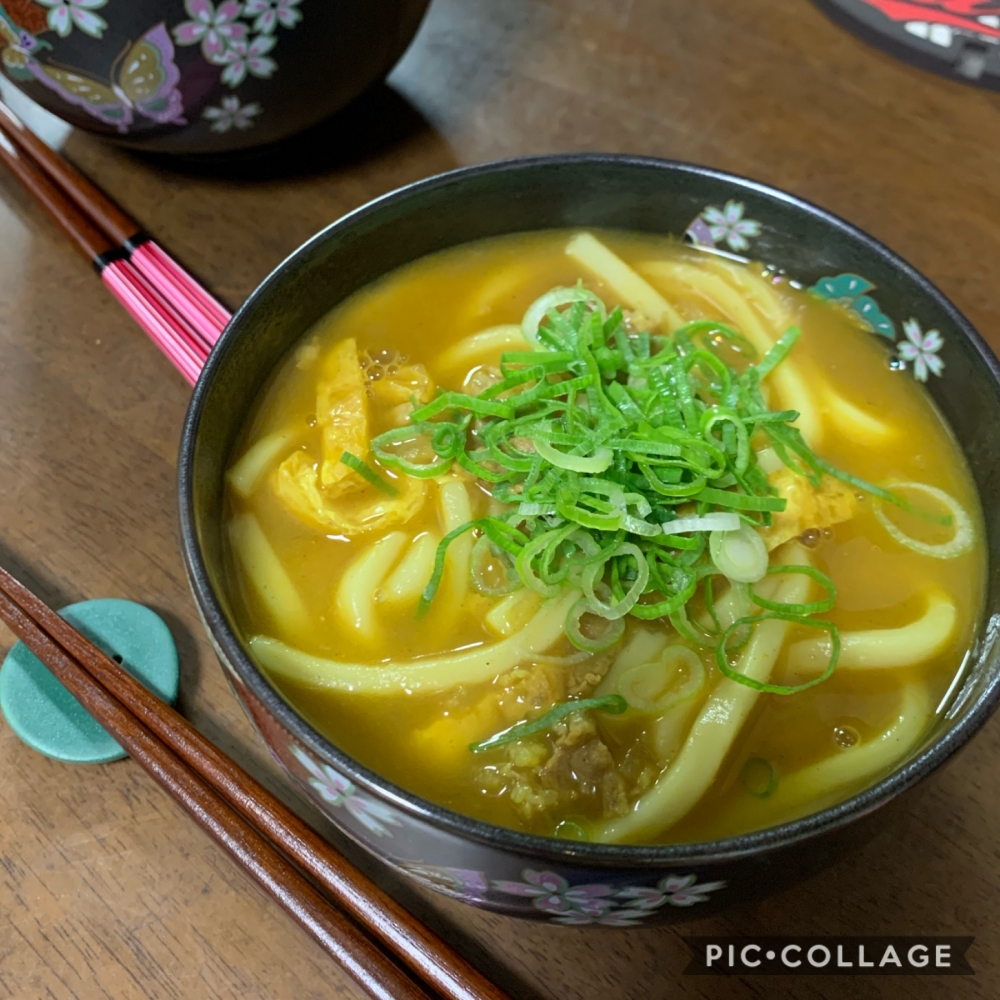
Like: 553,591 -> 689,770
179,152 -> 1000,867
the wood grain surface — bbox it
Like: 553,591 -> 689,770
1,1 -> 998,997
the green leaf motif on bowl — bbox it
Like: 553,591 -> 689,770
809,273 -> 896,339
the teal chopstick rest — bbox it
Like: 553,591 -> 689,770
0,598 -> 179,764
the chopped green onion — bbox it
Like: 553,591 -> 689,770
666,513 -> 740,534
872,483 -> 973,556
533,438 -> 613,473
338,451 -> 399,496
481,516 -> 530,555
363,281 -> 888,700
471,536 -> 522,596
755,326 -> 800,380
674,319 -> 758,359
704,575 -> 722,634
410,391 -> 514,422
554,820 -> 589,841
715,613 -> 840,694
710,522 -> 769,583
469,694 -> 628,753
581,542 -> 649,619
617,644 -> 706,713
739,757 -> 778,798
418,521 -> 480,614
565,597 -> 626,652
750,564 -> 837,615
521,286 -> 606,347
370,425 -> 453,478
696,487 -> 786,512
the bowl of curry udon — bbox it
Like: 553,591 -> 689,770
180,155 -> 1000,922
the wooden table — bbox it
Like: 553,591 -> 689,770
1,1 -> 998,997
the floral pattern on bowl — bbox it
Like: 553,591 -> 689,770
182,157 -> 999,925
250,724 -> 735,923
492,869 -> 727,925
36,0 -> 107,39
0,0 -> 430,153
396,862 -> 490,901
810,272 -> 945,381
0,0 -> 295,134
684,202 -> 946,384
216,197 -> 953,919
808,273 -> 896,338
897,318 -> 945,381
289,743 -> 401,838
685,199 -> 762,253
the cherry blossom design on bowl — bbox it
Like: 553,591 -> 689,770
685,199 -> 762,253
172,0 -> 246,61
897,318 -> 945,381
202,94 -> 260,132
492,869 -> 727,925
289,743 -> 401,838
36,0 -> 108,39
172,0 -> 304,130
811,272 -> 945,380
616,873 -> 729,909
244,0 -> 301,34
0,0 -> 430,152
396,862 -> 490,901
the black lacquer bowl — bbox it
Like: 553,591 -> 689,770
179,155 -> 1000,924
0,0 -> 429,154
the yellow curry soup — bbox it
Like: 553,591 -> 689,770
222,229 -> 984,845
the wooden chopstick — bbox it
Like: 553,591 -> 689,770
0,100 -> 137,247
0,565 -> 509,1000
0,124 -> 209,383
0,112 -> 508,1000
0,585 -> 431,1000
0,126 -> 114,262
0,99 -> 230,347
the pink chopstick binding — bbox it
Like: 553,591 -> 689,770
102,259 -> 208,385
129,241 -> 231,349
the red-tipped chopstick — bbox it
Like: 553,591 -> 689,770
0,127 -> 207,383
0,100 -> 230,350
0,109 -> 512,1000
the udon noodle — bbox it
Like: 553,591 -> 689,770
223,230 -> 983,845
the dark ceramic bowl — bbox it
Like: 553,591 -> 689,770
179,155 -> 1000,924
0,0 -> 428,154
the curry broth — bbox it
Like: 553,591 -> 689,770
224,230 -> 984,844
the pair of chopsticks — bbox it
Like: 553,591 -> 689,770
0,563 -> 507,1000
0,100 -> 228,383
0,109 -> 508,1000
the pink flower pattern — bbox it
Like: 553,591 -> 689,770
698,200 -> 762,253
172,0 -> 247,62
290,745 -> 401,838
398,863 -> 490,901
897,318 -> 945,382
202,95 -> 261,132
493,869 -> 726,925
36,0 -> 107,39
617,873 -> 729,908
168,0 -> 305,119
243,0 -> 303,34
217,33 -> 277,87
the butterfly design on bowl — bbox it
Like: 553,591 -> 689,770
0,11 -> 184,133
